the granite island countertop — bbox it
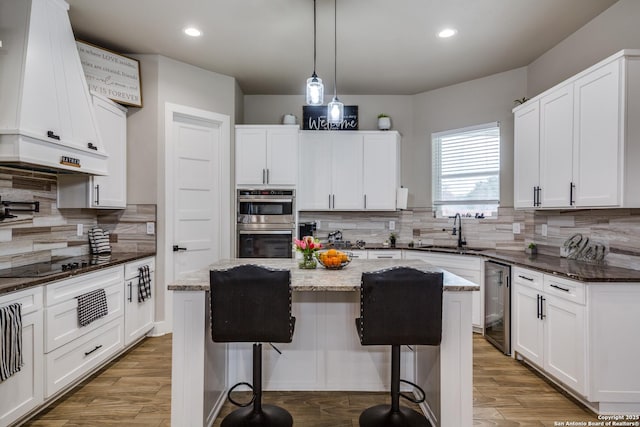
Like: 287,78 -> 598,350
0,252 -> 157,296
168,258 -> 479,292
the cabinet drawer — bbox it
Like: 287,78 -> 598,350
45,280 -> 124,352
45,317 -> 124,398
544,275 -> 585,305
513,267 -> 543,291
0,285 -> 43,315
368,250 -> 402,259
124,257 -> 155,280
44,266 -> 124,307
418,252 -> 482,270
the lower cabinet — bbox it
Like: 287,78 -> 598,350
513,267 -> 587,396
124,257 -> 155,346
0,287 -> 43,427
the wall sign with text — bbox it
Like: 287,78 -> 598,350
76,41 -> 143,107
303,106 -> 358,130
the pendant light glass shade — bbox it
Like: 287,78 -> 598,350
328,0 -> 343,125
327,97 -> 343,124
306,0 -> 324,105
306,74 -> 324,105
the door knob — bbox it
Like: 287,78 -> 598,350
173,245 -> 187,252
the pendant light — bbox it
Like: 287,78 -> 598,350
305,0 -> 324,105
327,0 -> 343,125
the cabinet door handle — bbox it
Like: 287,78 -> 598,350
262,169 -> 266,184
570,182 -> 575,206
329,194 -> 332,209
47,130 -> 60,140
518,275 -> 534,281
533,186 -> 537,207
332,194 -> 335,209
84,344 -> 103,357
173,245 -> 187,252
266,169 -> 270,184
536,294 -> 541,319
540,296 -> 546,319
95,184 -> 100,205
536,186 -> 542,206
377,256 -> 394,259
128,282 -> 132,302
87,142 -> 98,150
364,194 -> 367,209
550,283 -> 570,293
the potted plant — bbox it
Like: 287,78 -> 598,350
525,242 -> 537,255
377,113 -> 391,130
389,233 -> 397,248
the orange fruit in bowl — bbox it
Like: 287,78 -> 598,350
327,249 -> 337,257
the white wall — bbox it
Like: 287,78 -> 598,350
126,54 -> 237,324
527,0 -> 640,97
411,67 -> 527,208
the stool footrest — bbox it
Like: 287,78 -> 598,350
399,379 -> 426,404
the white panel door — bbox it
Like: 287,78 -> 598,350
331,133 -> 363,210
573,60 -> 621,207
512,283 -> 544,367
539,85 -> 574,208
513,101 -> 540,208
172,115 -> 221,279
363,133 -> 398,210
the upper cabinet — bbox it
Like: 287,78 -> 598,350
58,95 -> 128,209
298,131 -> 400,211
0,0 -> 108,174
235,125 -> 299,186
513,50 -> 640,209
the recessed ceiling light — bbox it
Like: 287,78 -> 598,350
184,27 -> 202,37
438,28 -> 457,38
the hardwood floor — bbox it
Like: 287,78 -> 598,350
24,334 -> 599,426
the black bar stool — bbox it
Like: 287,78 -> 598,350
355,267 -> 443,427
210,264 -> 296,427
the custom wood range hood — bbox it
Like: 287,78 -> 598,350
0,0 -> 108,175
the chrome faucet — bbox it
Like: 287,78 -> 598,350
451,213 -> 466,249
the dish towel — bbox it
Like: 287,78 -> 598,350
76,289 -> 108,327
88,227 -> 112,254
0,303 -> 23,382
138,265 -> 152,303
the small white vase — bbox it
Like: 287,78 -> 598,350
378,117 -> 391,130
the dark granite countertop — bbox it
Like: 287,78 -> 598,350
0,252 -> 156,296
332,243 -> 640,282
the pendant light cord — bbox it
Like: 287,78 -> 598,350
333,0 -> 337,98
313,0 -> 317,76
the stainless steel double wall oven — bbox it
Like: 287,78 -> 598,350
236,189 -> 295,258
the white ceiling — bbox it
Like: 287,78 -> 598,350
66,0 -> 618,96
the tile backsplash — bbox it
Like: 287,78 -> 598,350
0,167 -> 156,269
300,207 -> 640,270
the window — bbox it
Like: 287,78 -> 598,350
432,122 -> 500,217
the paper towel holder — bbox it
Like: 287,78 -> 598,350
396,187 -> 408,210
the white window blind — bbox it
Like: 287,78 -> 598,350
432,122 -> 500,217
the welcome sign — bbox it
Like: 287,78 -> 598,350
303,106 -> 358,130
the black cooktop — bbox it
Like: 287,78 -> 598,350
0,255 -> 112,278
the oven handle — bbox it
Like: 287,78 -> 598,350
238,230 -> 293,235
238,198 -> 293,203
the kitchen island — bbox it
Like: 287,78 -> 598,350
168,258 -> 479,427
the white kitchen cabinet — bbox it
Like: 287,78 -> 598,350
513,50 -> 640,209
402,251 -> 483,331
124,257 -> 155,346
235,125 -> 298,186
362,133 -> 400,210
57,95 -> 128,209
368,250 -> 402,260
298,131 -> 363,210
512,267 -> 586,396
513,100 -> 540,208
539,84 -> 574,208
298,131 -> 400,211
0,0 -> 107,174
44,266 -> 125,397
0,287 -> 43,427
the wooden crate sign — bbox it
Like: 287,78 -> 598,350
303,106 -> 358,130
